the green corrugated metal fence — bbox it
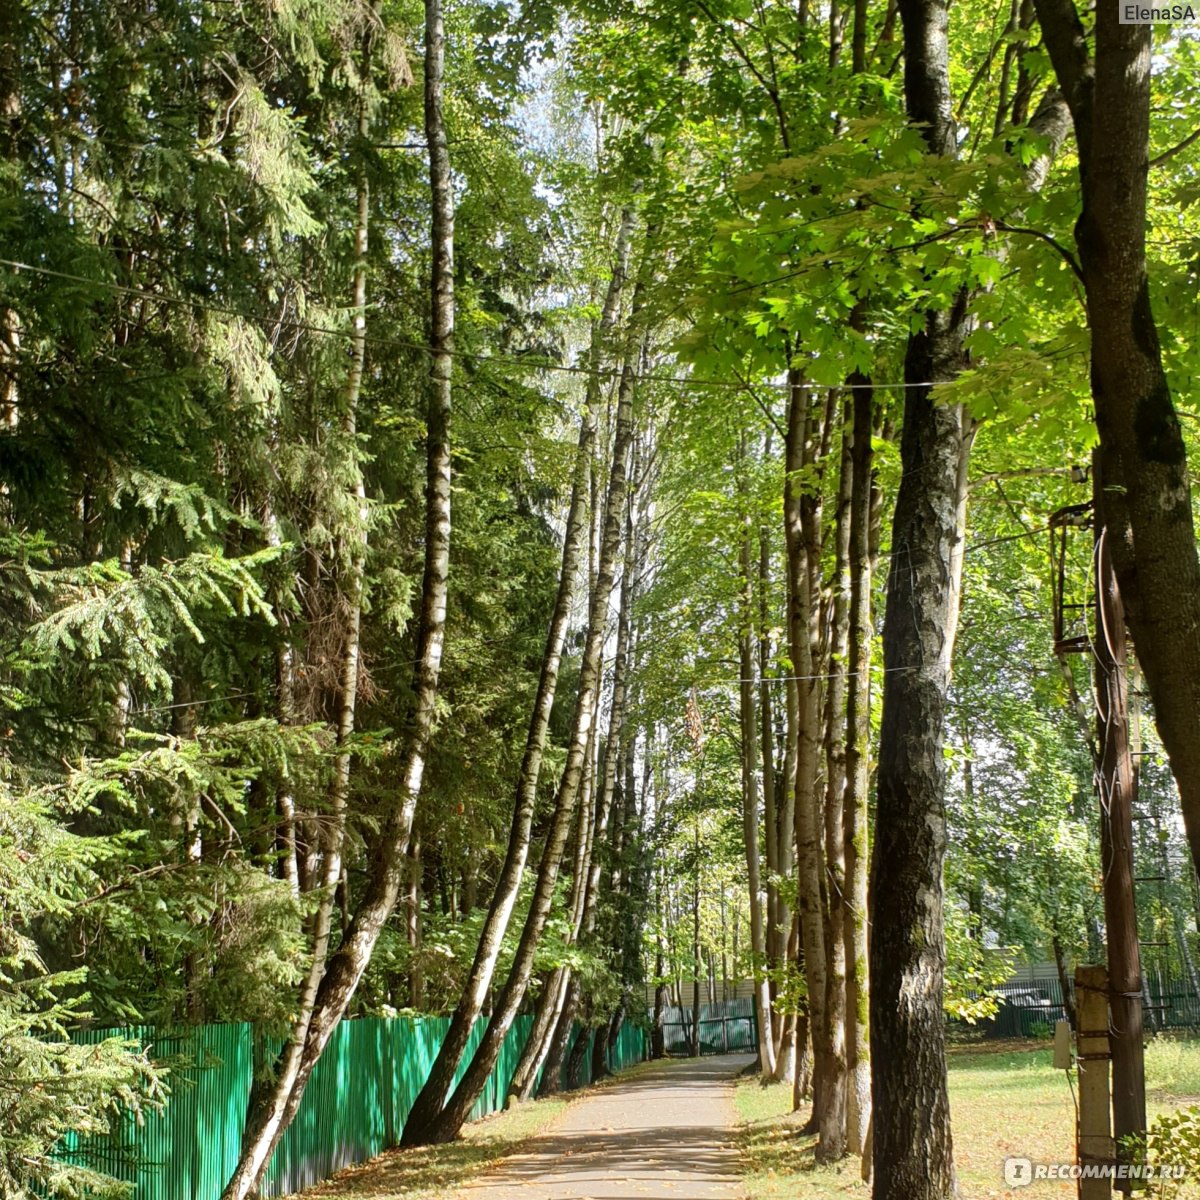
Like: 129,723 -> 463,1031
976,973 -> 1200,1039
62,1012 -> 644,1199
657,998 -> 758,1056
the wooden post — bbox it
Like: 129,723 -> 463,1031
1076,964 -> 1113,1200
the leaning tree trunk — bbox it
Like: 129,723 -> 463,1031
400,206 -> 636,1144
221,6 -> 454,1192
575,493 -> 638,1086
528,747 -> 598,1101
869,0 -> 969,1195
512,388 -> 645,1106
521,730 -> 598,1101
221,23 -> 385,1191
1031,0 -> 1200,879
518,967 -> 571,1099
582,504 -> 636,929
510,756 -> 593,1104
410,245 -> 648,1145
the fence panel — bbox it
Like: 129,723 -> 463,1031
656,998 -> 758,1057
610,1020 -> 644,1072
61,1011 -> 645,1200
977,973 -> 1200,1039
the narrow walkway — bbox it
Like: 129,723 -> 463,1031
455,1053 -> 752,1200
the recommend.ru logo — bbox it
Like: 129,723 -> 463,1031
1003,1158 -> 1189,1187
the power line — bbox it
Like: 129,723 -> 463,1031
698,665 -> 922,688
127,689 -> 261,718
0,256 -> 952,392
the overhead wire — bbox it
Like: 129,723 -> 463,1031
3,255 -> 1062,709
1,255 -> 963,393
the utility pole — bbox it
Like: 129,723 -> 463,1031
1050,458 -> 1147,1189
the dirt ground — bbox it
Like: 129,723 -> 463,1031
451,1053 -> 753,1200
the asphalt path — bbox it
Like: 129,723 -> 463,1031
452,1053 -> 753,1200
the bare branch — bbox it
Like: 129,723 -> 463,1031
1150,124 -> 1200,168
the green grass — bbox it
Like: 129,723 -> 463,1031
734,1038 -> 1200,1200
1145,1034 -> 1200,1099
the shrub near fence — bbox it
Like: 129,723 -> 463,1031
63,1013 -> 646,1199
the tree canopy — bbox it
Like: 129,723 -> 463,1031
2,0 -> 1199,1194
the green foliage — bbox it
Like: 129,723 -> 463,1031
943,910 -> 1015,1024
0,780 -> 165,1198
1125,1106 -> 1200,1200
1143,1036 -> 1200,1100
2,0 -> 1200,1185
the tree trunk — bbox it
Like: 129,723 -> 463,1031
527,523 -> 634,1101
514,968 -> 566,1098
869,1 -> 967,1194
783,369 -> 831,1126
816,401 -> 852,1162
401,206 -> 636,1142
406,838 -> 424,1010
738,433 -> 777,1077
221,12 -> 418,1192
1052,933 -> 1076,1033
652,862 -> 668,1059
758,512 -> 781,984
590,1011 -> 610,1081
1032,0 -> 1200,878
411,241 -> 647,1144
565,1014 -> 592,1088
518,437 -> 640,1104
1093,483 -> 1147,1171
844,370 -> 873,1166
612,580 -> 650,1035
771,676 -> 799,1083
529,730 -> 598,1100
539,973 -> 584,1097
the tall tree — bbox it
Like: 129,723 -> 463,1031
843,368 -> 874,1167
737,429 -> 776,1076
404,224 -> 650,1145
401,204 -> 637,1143
869,0 -> 970,1193
220,0 -> 455,1191
1032,0 -> 1200,879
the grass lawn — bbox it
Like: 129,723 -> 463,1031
735,1036 -> 1200,1200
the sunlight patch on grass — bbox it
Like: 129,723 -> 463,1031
1145,1034 -> 1200,1101
286,1097 -> 568,1200
734,1077 -> 863,1200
